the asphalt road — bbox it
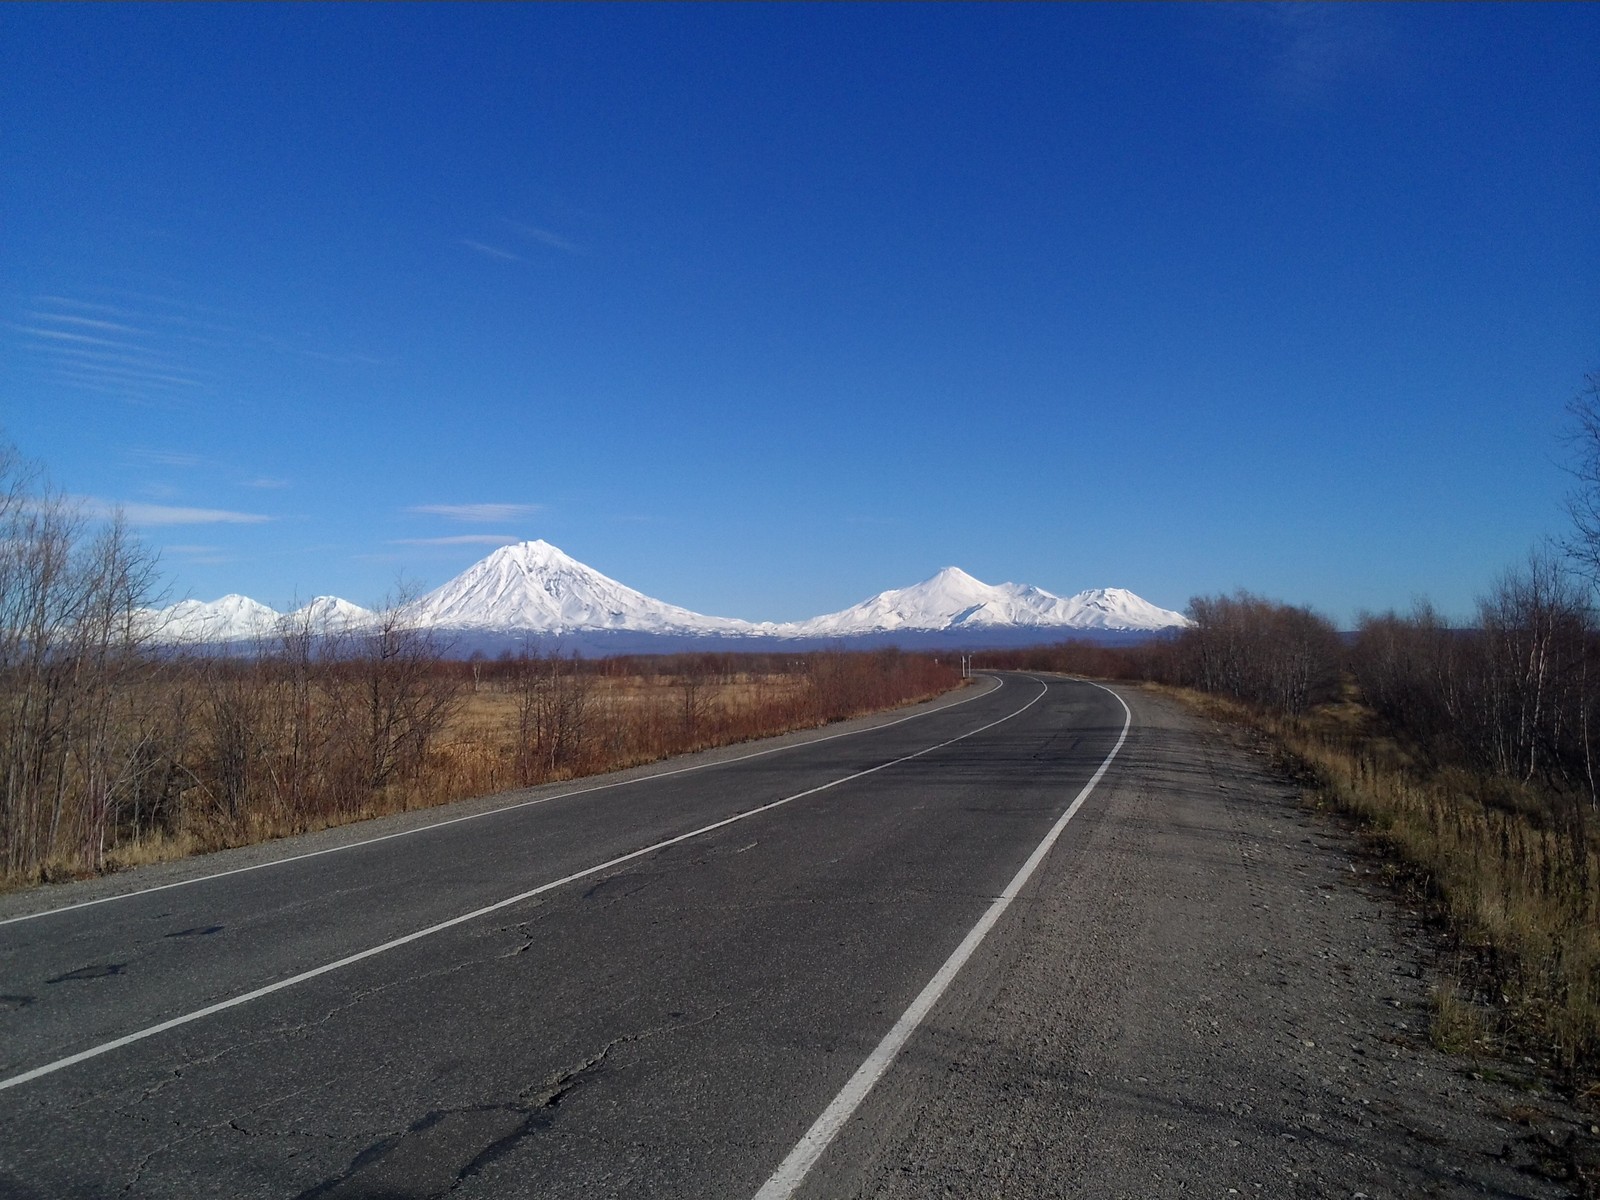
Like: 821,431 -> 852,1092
0,673 -> 1133,1199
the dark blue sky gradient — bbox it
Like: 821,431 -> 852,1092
4,4 -> 1596,623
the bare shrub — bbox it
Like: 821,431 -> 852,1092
0,443 -> 163,878
1157,591 -> 1342,717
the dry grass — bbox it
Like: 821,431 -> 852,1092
1153,682 -> 1600,1091
1431,978 -> 1493,1057
3,661 -> 958,893
443,672 -> 810,738
416,670 -> 918,803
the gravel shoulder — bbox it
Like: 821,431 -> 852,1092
801,682 -> 1597,1199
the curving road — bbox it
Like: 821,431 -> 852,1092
0,674 -> 1132,1199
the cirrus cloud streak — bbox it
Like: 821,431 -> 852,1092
75,497 -> 273,526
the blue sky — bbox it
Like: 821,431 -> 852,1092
3,4 -> 1596,625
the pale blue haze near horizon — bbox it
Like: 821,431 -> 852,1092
3,3 -> 1596,626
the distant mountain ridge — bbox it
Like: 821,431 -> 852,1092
137,539 -> 1190,649
136,594 -> 374,644
780,565 -> 1188,636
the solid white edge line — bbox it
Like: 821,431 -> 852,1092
751,678 -> 1133,1200
0,678 -> 1049,1094
0,675 -> 1004,929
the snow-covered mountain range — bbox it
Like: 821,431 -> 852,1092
780,566 -> 1188,636
138,539 -> 1189,649
137,595 -> 374,644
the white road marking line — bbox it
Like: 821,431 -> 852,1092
0,679 -> 1047,1094
751,679 -> 1133,1200
0,676 -> 1003,929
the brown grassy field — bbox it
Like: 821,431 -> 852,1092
7,652 -> 960,891
410,669 -> 823,810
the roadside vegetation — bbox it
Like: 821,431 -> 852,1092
1182,589 -> 1597,1094
0,441 -> 959,890
985,378 -> 1600,1098
990,588 -> 1600,1093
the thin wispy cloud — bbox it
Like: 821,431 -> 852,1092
241,476 -> 291,490
12,298 -> 213,404
408,503 -> 543,522
36,296 -> 137,318
12,324 -> 140,349
248,332 -> 384,368
390,534 -> 522,547
505,220 -> 584,256
53,354 -> 199,380
1263,5 -> 1375,100
49,344 -> 170,365
26,312 -> 142,334
14,290 -> 368,408
54,365 -> 204,390
459,239 -> 523,263
84,498 -> 274,526
123,503 -> 272,526
1201,3 -> 1389,107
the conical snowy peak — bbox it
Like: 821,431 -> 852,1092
481,539 -> 581,571
403,540 -> 757,635
135,547 -> 1188,649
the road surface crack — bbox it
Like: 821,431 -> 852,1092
294,1007 -> 727,1199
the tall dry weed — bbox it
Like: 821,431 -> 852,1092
1170,685 -> 1600,1087
3,649 -> 960,891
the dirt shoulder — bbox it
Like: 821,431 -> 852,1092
804,683 -> 1597,1199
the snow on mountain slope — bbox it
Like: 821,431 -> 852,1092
286,596 -> 374,633
140,594 -> 283,643
1051,586 -> 1191,630
135,545 -> 1188,647
777,568 -> 1189,636
403,539 -> 758,635
139,595 -> 373,643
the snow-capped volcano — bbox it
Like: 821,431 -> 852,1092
403,539 -> 758,636
137,543 -> 1188,650
139,594 -> 283,644
286,596 -> 373,633
776,568 -> 1189,636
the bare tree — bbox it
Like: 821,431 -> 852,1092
349,584 -> 462,796
1562,373 -> 1600,590
0,440 -> 162,875
511,647 -> 593,783
1172,591 -> 1341,717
